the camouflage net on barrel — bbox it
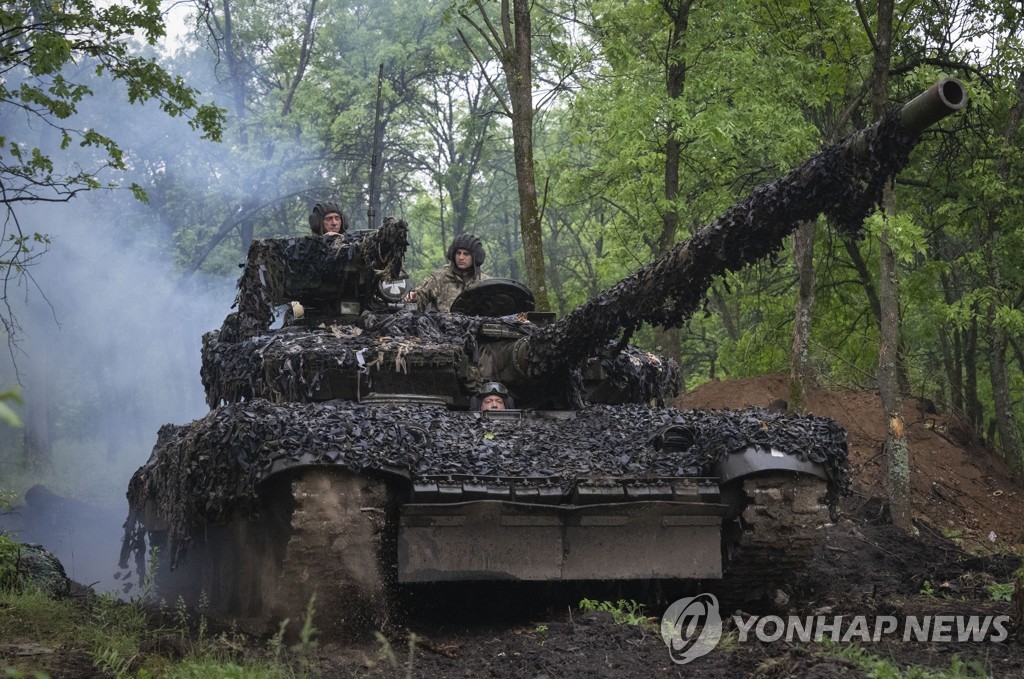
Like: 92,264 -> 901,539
524,113 -> 920,374
221,218 -> 408,341
121,400 -> 847,569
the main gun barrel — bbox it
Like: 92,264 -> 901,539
523,78 -> 968,378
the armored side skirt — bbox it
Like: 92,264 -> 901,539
398,499 -> 726,582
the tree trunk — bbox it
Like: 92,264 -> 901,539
984,68 -> 1024,474
878,211 -> 911,530
789,219 -> 816,412
281,0 -> 318,116
988,329 -> 1022,474
964,316 -> 982,430
710,287 -> 740,342
24,353 -> 52,467
843,237 -> 882,323
506,0 -> 549,310
460,0 -> 549,308
935,321 -> 954,411
870,0 -> 912,532
938,272 -> 964,414
650,0 -> 691,370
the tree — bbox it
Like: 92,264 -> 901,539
862,0 -> 915,531
0,0 -> 223,340
457,0 -> 551,311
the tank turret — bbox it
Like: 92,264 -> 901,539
123,79 -> 967,638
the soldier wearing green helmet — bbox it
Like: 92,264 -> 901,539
404,233 -> 490,312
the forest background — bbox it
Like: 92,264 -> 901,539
1,0 -> 1023,578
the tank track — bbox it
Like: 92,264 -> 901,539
263,470 -> 396,638
717,473 -> 832,607
159,469 -> 397,638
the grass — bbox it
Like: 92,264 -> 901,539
0,583 -> 321,678
373,631 -> 418,679
821,640 -> 994,678
578,598 -> 655,628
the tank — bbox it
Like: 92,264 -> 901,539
121,78 -> 967,636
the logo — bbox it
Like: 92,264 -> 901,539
660,593 -> 723,664
378,277 -> 409,302
660,593 -> 1010,663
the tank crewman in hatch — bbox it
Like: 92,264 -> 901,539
471,382 -> 514,411
308,201 -> 348,237
403,233 -> 490,312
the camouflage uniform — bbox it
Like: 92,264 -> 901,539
414,266 -> 490,313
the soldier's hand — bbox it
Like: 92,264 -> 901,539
402,290 -> 417,303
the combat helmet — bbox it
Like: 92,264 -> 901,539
447,233 -> 485,272
308,201 -> 348,235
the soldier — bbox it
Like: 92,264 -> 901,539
308,201 -> 348,237
471,382 -> 513,411
404,233 -> 490,312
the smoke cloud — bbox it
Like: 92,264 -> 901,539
0,199 -> 235,593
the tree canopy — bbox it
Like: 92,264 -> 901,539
1,0 -> 223,339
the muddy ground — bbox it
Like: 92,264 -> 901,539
5,374 -> 1024,677
334,495 -> 1018,678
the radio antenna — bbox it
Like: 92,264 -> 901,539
367,64 -> 384,230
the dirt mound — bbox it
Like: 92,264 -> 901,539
676,372 -> 1024,553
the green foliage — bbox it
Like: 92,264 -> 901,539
0,488 -> 15,513
941,528 -> 965,548
822,641 -> 992,678
986,582 -> 1014,602
0,386 -> 23,428
0,588 -> 85,646
1,0 -> 223,201
0,533 -> 18,591
292,593 -> 319,675
578,598 -> 652,627
864,212 -> 929,266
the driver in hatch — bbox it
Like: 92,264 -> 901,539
471,382 -> 514,411
403,233 -> 490,312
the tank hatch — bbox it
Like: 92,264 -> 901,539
450,278 -> 535,316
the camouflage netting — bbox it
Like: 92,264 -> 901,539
524,113 -> 920,374
122,400 -> 848,569
599,345 -> 681,405
222,218 -> 408,341
201,311 -> 475,408
202,311 -> 680,409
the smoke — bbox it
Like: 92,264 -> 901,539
0,199 -> 235,593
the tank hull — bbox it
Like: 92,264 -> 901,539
126,400 -> 840,635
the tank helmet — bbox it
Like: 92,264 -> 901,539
308,201 -> 347,235
447,233 -> 485,270
472,381 -> 514,410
